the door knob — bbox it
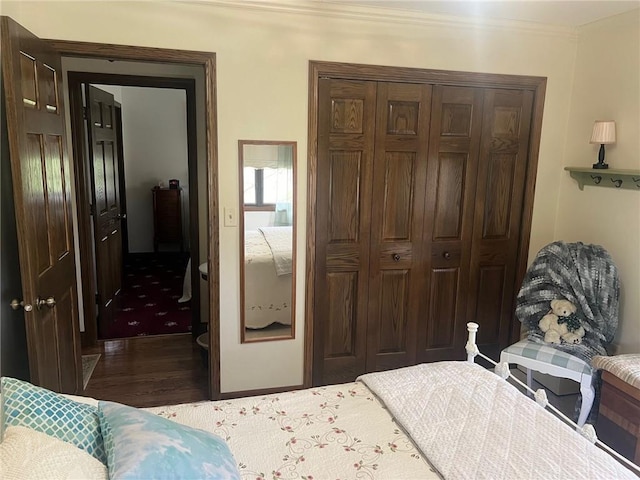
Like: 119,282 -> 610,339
36,296 -> 56,310
10,299 -> 33,312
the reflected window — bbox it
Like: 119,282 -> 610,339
243,167 -> 282,207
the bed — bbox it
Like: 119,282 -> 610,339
243,226 -> 292,329
1,324 -> 638,479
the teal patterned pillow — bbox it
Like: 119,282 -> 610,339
99,400 -> 240,479
0,377 -> 106,464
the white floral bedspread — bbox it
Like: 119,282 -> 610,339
145,382 -> 439,480
359,362 -> 638,480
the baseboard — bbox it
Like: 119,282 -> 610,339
220,384 -> 305,400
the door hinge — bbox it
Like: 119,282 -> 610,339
83,106 -> 89,120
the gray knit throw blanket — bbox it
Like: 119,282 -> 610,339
516,241 -> 620,363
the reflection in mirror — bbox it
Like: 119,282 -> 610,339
239,140 -> 296,342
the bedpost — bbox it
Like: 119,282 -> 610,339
466,322 -> 479,362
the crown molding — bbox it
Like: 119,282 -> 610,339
185,0 -> 579,39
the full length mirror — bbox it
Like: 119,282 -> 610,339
239,140 -> 296,343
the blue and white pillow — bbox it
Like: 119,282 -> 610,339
99,400 -> 240,479
0,377 -> 106,464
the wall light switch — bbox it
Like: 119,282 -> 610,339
224,207 -> 238,227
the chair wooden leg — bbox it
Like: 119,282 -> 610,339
577,375 -> 595,427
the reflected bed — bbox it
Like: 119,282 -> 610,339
244,227 -> 292,329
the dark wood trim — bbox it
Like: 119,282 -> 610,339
511,79 -> 547,343
238,139 -> 297,344
47,40 -> 214,65
48,40 -> 221,400
184,78 -> 201,339
114,103 -> 129,258
219,384 -> 304,400
238,141 -> 247,344
304,60 -> 547,388
67,72 -> 198,90
305,60 -> 548,90
304,62 -> 320,389
204,53 -> 221,401
67,76 -> 98,347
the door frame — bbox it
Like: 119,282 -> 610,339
304,60 -> 547,388
47,40 -> 221,399
67,72 -> 201,342
114,102 -> 129,258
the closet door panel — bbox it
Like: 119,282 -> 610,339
377,270 -> 410,353
314,79 -> 376,385
418,85 -> 483,363
433,153 -> 466,239
328,152 -> 362,242
427,268 -> 458,348
367,82 -> 431,372
468,88 -> 534,358
482,154 -> 516,238
324,272 -> 358,356
474,265 -> 506,340
381,153 -> 414,240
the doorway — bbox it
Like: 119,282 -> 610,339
68,75 -> 200,342
48,40 -> 221,400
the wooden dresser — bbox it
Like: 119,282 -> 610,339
152,187 -> 182,252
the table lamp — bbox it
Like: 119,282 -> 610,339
590,120 -> 616,169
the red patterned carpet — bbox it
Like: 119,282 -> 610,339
101,253 -> 192,339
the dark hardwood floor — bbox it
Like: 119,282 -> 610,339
82,334 -> 209,408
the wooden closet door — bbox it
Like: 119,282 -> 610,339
468,88 -> 534,358
313,79 -> 377,385
366,82 -> 431,372
418,85 -> 484,363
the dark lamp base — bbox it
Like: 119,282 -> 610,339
592,162 -> 609,170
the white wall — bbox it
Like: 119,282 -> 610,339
116,87 -> 189,253
557,9 -> 640,354
5,0 -> 622,392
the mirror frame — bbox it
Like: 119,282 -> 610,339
238,140 -> 297,343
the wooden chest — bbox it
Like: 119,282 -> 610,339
599,369 -> 640,465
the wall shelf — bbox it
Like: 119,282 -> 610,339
565,167 -> 640,191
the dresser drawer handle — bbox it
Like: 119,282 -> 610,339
443,251 -> 451,260
392,253 -> 401,262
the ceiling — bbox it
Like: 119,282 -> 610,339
323,1 -> 640,27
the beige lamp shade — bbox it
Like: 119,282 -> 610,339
590,121 -> 616,144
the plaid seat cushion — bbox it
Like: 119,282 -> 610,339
592,354 -> 640,389
502,340 -> 593,376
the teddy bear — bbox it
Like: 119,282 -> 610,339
538,298 -> 585,345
